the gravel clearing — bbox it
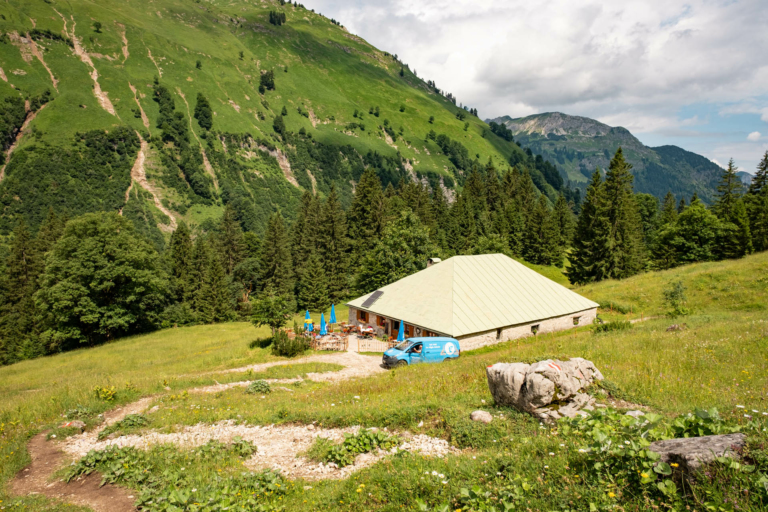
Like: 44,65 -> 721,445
62,421 -> 458,481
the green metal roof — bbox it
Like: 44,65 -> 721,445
347,254 -> 599,337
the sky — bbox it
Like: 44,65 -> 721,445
307,0 -> 768,173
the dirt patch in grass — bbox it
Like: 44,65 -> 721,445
10,433 -> 137,512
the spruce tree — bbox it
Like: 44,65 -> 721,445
194,93 -> 213,130
348,168 -> 385,260
714,159 -> 752,257
659,191 -> 678,226
566,169 -> 609,285
189,236 -> 211,309
601,148 -> 645,279
448,192 -> 477,254
298,253 -> 330,312
261,212 -> 294,306
291,191 -> 320,285
318,184 -> 349,302
747,152 -> 768,251
218,205 -> 245,275
197,253 -> 234,323
169,222 -> 193,301
553,194 -> 575,249
0,219 -> 38,363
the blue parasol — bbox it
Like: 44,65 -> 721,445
329,304 -> 337,324
396,320 -> 405,342
304,310 -> 311,332
319,313 -> 328,336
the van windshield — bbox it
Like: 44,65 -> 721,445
394,341 -> 412,351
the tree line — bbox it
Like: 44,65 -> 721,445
568,149 -> 768,284
2,135 -> 766,366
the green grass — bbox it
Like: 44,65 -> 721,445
2,255 -> 768,510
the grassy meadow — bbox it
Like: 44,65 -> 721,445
1,256 -> 767,510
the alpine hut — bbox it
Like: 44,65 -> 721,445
346,254 -> 598,350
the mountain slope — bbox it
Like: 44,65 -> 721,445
489,112 -> 723,202
0,0 -> 535,238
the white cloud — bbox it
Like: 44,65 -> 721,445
313,0 -> 768,125
747,131 -> 762,141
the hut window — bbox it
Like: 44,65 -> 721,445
531,324 -> 540,335
377,316 -> 386,327
496,328 -> 502,340
573,316 -> 581,326
358,310 -> 368,322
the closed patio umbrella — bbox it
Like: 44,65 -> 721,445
304,310 -> 311,332
319,313 -> 328,336
396,320 -> 405,342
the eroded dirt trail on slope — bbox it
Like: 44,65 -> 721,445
0,104 -> 46,182
128,82 -> 150,131
54,12 -> 117,117
21,32 -> 59,91
176,87 -> 219,189
11,434 -> 137,512
126,135 -> 178,231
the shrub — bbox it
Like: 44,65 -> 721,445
98,414 -> 148,440
594,320 -> 632,334
325,429 -> 401,468
93,385 -> 117,402
271,330 -> 309,358
246,380 -> 271,395
663,280 -> 691,318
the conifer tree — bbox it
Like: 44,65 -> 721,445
197,253 -> 234,323
189,237 -> 211,309
448,192 -> 477,254
218,205 -> 245,275
318,185 -> 349,302
0,219 -> 38,363
291,191 -> 320,285
714,159 -> 752,257
348,168 -> 385,260
261,212 -> 294,306
298,253 -> 330,312
553,194 -> 575,249
747,151 -> 768,251
678,198 -> 687,214
193,93 -> 213,131
659,191 -> 678,226
601,148 -> 646,279
169,222 -> 193,301
567,169 -> 608,285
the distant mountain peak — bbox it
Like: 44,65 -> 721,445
488,112 -> 722,202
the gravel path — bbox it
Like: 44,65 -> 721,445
62,421 -> 458,481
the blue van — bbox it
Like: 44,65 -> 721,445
382,337 -> 460,368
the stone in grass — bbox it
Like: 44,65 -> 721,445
625,410 -> 645,418
470,411 -> 493,424
486,358 -> 603,421
649,433 -> 747,473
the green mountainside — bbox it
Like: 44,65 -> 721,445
0,0 -> 566,239
489,112 -> 723,202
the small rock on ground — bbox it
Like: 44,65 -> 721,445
649,433 -> 747,473
470,411 -> 493,423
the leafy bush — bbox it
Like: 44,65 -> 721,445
93,385 -> 117,402
325,429 -> 401,468
160,302 -> 199,328
663,280 -> 692,318
246,380 -> 271,395
598,301 -> 633,314
593,320 -> 632,334
98,413 -> 148,440
231,436 -> 257,457
668,408 -> 740,438
65,444 -> 285,512
271,330 -> 309,358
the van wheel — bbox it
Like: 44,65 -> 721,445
396,360 -> 408,367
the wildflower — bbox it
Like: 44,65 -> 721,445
578,449 -> 586,453
670,463 -> 679,468
641,473 -> 649,478
744,414 -> 751,418
354,396 -> 360,399
608,492 -> 616,498
752,410 -> 759,413
438,474 -> 445,479
432,471 -> 438,476
549,452 -> 555,456
624,441 -> 630,445
192,489 -> 197,492
736,405 -> 745,408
